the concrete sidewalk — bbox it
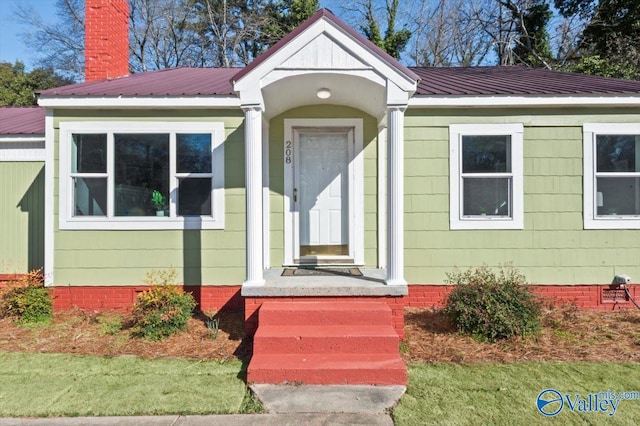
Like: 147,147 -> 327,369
0,413 -> 393,425
0,384 -> 403,425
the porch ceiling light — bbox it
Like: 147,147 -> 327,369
316,88 -> 331,99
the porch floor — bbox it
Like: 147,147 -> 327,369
241,268 -> 408,297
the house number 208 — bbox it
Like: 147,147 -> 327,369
284,140 -> 292,164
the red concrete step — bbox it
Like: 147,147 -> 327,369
257,301 -> 392,326
253,325 -> 399,354
247,353 -> 407,385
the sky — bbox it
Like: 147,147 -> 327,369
0,0 -> 58,69
0,0 -> 345,71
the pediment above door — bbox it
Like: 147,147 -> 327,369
232,9 -> 419,121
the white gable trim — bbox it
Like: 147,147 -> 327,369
233,18 -> 416,97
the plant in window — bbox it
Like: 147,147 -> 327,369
150,190 -> 168,215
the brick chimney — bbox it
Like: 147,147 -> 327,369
84,0 -> 129,81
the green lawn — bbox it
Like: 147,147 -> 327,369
3,352 -> 639,423
0,352 -> 257,417
394,362 -> 640,425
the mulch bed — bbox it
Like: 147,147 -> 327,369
1,306 -> 639,364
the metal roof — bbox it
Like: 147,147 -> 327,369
411,66 -> 640,96
37,66 -> 640,99
0,107 -> 45,135
39,67 -> 238,96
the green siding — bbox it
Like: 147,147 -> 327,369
0,162 -> 44,273
50,105 -> 640,287
404,108 -> 640,285
52,110 -> 246,286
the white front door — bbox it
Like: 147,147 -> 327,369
283,119 -> 364,266
296,131 -> 351,258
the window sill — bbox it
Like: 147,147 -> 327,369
58,217 -> 224,230
584,217 -> 640,230
450,217 -> 524,230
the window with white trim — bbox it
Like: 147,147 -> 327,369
583,123 -> 640,229
59,122 -> 224,230
449,123 -> 524,230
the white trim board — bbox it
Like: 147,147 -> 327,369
410,96 -> 640,108
57,121 -> 225,230
583,122 -> 640,230
0,136 -> 45,162
449,123 -> 524,230
44,110 -> 54,287
38,96 -> 240,109
283,118 -> 364,266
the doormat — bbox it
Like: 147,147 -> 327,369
282,267 -> 363,277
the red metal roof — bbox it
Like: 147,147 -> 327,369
0,107 -> 45,135
411,66 -> 640,96
37,65 -> 640,98
39,67 -> 238,96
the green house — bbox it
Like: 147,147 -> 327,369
2,1 -> 640,386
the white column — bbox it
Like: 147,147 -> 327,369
243,105 -> 265,286
386,106 -> 407,286
377,124 -> 387,269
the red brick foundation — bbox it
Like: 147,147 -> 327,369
51,285 -> 242,313
34,283 -> 638,320
403,284 -> 639,311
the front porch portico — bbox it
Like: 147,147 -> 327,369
233,10 -> 418,292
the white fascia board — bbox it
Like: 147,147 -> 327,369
409,95 -> 640,108
38,96 -> 240,109
234,18 -> 416,93
0,135 -> 45,142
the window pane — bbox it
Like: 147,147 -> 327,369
462,135 -> 511,173
463,177 -> 511,216
114,134 -> 169,216
596,135 -> 639,172
596,177 -> 640,216
178,178 -> 211,216
177,134 -> 212,173
72,134 -> 106,173
74,177 -> 107,216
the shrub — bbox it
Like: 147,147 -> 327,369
0,270 -> 52,325
97,313 -> 123,335
444,265 -> 541,342
130,270 -> 196,340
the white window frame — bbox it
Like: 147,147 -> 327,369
59,121 -> 224,230
449,123 -> 524,230
583,123 -> 640,230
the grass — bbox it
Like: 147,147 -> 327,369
0,352 -> 259,417
3,351 -> 638,423
394,362 -> 640,425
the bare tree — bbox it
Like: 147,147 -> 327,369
15,0 -> 85,80
410,0 -> 493,66
129,0 -> 203,72
193,0 -> 272,67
